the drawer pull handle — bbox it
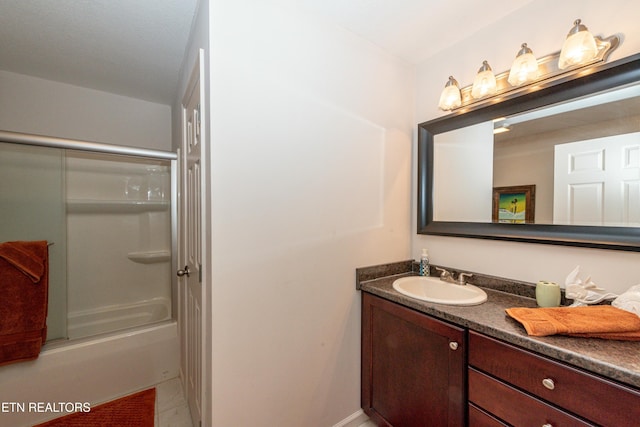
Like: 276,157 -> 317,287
449,341 -> 459,350
542,378 -> 555,390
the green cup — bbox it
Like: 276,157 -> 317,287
536,281 -> 561,307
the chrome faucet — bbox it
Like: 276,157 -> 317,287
435,267 -> 472,285
457,272 -> 473,286
435,267 -> 456,283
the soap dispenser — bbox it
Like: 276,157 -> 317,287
419,249 -> 430,276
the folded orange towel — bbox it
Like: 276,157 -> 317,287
505,305 -> 640,341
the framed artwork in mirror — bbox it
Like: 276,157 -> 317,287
492,185 -> 535,224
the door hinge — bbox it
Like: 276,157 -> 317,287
199,263 -> 202,283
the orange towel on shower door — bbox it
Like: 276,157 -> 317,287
0,240 -> 49,366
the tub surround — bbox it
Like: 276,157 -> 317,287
0,322 -> 179,427
356,261 -> 640,389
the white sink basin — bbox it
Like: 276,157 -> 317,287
392,276 -> 487,306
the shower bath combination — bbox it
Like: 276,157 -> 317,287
0,131 -> 180,426
0,132 -> 178,341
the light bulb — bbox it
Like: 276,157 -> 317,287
471,61 -> 497,99
558,19 -> 598,69
438,76 -> 462,110
508,43 -> 539,86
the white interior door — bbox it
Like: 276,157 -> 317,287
179,49 -> 204,427
554,132 -> 640,226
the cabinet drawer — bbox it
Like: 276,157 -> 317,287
469,368 -> 593,426
469,331 -> 640,426
468,403 -> 507,427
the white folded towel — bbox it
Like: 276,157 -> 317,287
612,284 -> 640,316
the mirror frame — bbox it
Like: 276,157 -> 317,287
418,53 -> 640,252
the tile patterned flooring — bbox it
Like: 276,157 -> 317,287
155,377 -> 193,427
154,378 -> 376,427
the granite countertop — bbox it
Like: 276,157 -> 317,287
356,261 -> 640,389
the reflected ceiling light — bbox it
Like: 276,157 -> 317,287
493,124 -> 510,134
558,19 -> 598,69
471,61 -> 497,99
438,76 -> 462,111
508,43 -> 539,86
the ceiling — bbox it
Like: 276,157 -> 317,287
0,0 -> 534,105
0,0 -> 199,105
301,0 -> 535,65
496,96 -> 640,146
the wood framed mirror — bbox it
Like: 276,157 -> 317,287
417,53 -> 640,251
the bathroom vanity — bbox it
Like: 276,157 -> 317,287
358,262 -> 640,427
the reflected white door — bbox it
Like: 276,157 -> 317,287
179,50 -> 204,427
554,133 -> 640,226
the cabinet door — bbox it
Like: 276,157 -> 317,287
362,293 -> 466,427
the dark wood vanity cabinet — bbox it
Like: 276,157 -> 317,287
468,331 -> 640,427
361,293 -> 640,426
361,293 -> 466,426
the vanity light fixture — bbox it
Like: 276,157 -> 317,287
437,19 -> 620,111
558,19 -> 598,69
471,61 -> 497,99
508,43 -> 539,86
438,76 -> 462,110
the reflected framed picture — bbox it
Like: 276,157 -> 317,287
492,185 -> 536,224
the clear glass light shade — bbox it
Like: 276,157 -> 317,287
438,76 -> 461,110
558,19 -> 598,69
471,61 -> 497,99
508,44 -> 539,86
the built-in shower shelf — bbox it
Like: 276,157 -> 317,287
67,199 -> 169,214
127,250 -> 171,264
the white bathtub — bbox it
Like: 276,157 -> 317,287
0,321 -> 179,427
67,297 -> 171,339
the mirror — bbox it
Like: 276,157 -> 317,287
418,53 -> 640,251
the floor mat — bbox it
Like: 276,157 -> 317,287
32,388 -> 155,427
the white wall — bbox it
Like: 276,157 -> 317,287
0,70 -> 171,150
413,0 -> 640,294
434,122 -> 493,222
202,1 -> 413,425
